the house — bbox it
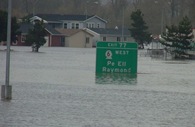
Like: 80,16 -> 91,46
29,14 -> 107,29
44,25 -> 65,47
16,23 -> 94,48
16,14 -> 135,48
16,23 -> 65,47
15,14 -> 107,47
86,28 -> 135,47
56,29 -> 94,48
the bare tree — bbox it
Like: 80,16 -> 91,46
108,0 -> 128,27
20,0 -> 38,15
0,0 -> 7,10
31,0 -> 39,15
24,0 -> 30,14
6,0 -> 195,34
132,0 -> 141,10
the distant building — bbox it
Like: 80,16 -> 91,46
86,28 -> 135,47
55,29 -> 94,48
29,14 -> 107,29
16,23 -> 63,47
16,14 -> 134,48
16,23 -> 94,48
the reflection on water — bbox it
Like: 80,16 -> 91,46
95,73 -> 137,85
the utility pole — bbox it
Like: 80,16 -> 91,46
1,0 -> 12,100
121,7 -> 124,42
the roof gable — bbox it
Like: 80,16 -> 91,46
86,15 -> 107,23
30,14 -> 95,22
56,29 -> 93,37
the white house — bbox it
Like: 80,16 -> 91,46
29,14 -> 107,29
56,29 -> 94,48
86,28 -> 135,47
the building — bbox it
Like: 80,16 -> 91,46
16,14 -> 134,48
16,23 -> 64,47
16,23 -> 94,48
29,14 -> 107,29
86,28 -> 135,47
55,29 -> 94,48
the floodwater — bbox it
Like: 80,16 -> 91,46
0,46 -> 195,127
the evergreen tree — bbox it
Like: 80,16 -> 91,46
129,9 -> 151,49
0,10 -> 20,44
0,10 -> 7,42
160,16 -> 193,58
25,21 -> 47,52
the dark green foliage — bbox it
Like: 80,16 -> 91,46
161,16 -> 193,58
0,10 -> 7,42
0,10 -> 20,43
25,21 -> 47,52
129,9 -> 152,48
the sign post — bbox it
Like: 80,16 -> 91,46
96,42 -> 138,74
1,0 -> 12,100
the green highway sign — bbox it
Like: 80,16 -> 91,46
96,42 -> 138,74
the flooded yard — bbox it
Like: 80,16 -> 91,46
0,46 -> 195,127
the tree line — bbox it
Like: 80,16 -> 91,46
1,0 -> 195,34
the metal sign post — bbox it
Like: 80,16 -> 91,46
1,0 -> 12,100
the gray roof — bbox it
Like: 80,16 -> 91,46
33,14 -> 94,22
44,25 -> 61,35
90,28 -> 131,36
18,23 -> 61,35
18,23 -> 34,33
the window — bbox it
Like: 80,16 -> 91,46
86,22 -> 95,28
97,23 -> 100,28
61,37 -> 65,46
64,23 -> 67,29
103,37 -> 106,41
117,37 -> 121,42
76,23 -> 79,29
89,24 -> 92,28
86,37 -> 90,44
72,23 -> 75,29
